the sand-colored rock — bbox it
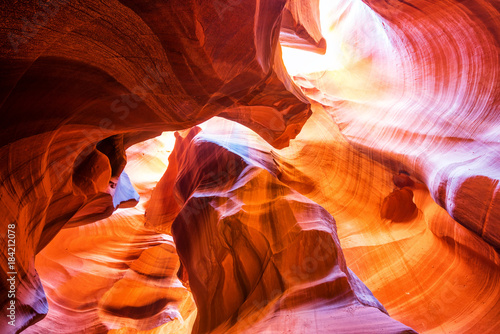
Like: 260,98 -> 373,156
290,0 -> 500,250
1,0 -> 499,333
146,125 -> 416,334
0,1 -> 310,330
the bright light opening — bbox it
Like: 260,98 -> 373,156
281,0 -> 391,79
281,0 -> 346,76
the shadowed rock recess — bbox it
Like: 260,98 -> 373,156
0,0 -> 498,333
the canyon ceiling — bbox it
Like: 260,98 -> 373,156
0,0 -> 499,333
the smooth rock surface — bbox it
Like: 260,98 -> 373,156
1,0 -> 499,333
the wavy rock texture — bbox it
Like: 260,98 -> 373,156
280,0 -> 326,53
1,0 -> 499,333
25,111 -> 500,333
271,107 -> 500,334
24,133 -> 196,334
146,114 -> 500,334
0,0 -> 310,331
150,112 -> 500,334
289,0 -> 500,250
146,124 -> 416,334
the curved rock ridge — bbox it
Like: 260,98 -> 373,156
288,0 -> 500,250
149,113 -> 500,334
280,0 -> 327,54
24,133 -> 195,334
1,0 -> 500,333
0,0 -> 315,330
0,129 -> 145,332
25,212 -> 190,334
146,124 -> 416,334
0,0 -> 311,148
273,106 -> 500,333
18,112 -> 500,333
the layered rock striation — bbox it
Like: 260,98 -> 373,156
0,0 -> 499,333
290,0 -> 500,250
146,125 -> 416,334
0,0 -> 311,330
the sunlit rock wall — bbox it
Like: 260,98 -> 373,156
0,0 -> 499,333
23,134 -> 196,334
145,123 -> 416,334
26,112 -> 500,333
290,0 -> 500,250
0,0 -> 310,331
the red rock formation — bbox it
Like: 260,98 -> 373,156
290,0 -> 500,250
165,114 -> 499,334
380,188 -> 418,222
24,133 -> 196,334
270,107 -> 500,333
146,125 -> 416,334
25,111 -> 500,333
0,0 -> 310,331
1,0 -> 499,333
280,0 -> 326,53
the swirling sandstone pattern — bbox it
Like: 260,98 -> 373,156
146,124 -> 416,334
270,107 -> 500,334
291,0 -> 500,250
156,114 -> 500,334
23,134 -> 196,334
0,0 -> 310,331
0,0 -> 499,333
25,112 -> 500,333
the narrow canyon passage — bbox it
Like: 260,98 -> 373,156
1,0 -> 499,333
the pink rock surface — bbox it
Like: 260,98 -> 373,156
147,126 -> 416,334
0,0 -> 499,333
290,0 -> 500,250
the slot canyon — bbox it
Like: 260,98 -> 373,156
0,0 -> 499,333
